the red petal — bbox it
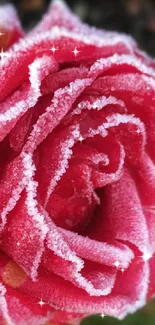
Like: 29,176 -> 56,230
0,4 -> 24,50
87,168 -> 151,254
0,55 -> 58,142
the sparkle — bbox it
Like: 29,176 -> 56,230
51,46 -> 58,54
38,299 -> 45,307
69,87 -> 73,93
17,242 -> 20,247
141,251 -> 152,263
121,267 -> 125,272
93,103 -> 98,109
79,136 -> 84,143
0,48 -> 9,65
114,261 -> 120,268
100,313 -> 105,319
72,47 -> 80,56
0,32 -> 5,37
136,128 -> 141,135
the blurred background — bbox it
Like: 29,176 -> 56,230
0,0 -> 155,324
1,0 -> 155,55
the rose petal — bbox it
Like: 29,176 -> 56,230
0,55 -> 58,142
132,153 -> 155,251
91,168 -> 151,254
59,228 -> 134,269
1,153 -> 48,280
0,282 -> 53,325
88,73 -> 155,161
0,4 -> 24,50
18,260 -> 149,320
24,78 -> 93,153
148,254 -> 155,299
33,0 -> 135,54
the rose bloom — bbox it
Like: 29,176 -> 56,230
0,1 -> 155,325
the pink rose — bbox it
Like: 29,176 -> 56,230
0,1 -> 155,324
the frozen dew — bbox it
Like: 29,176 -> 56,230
72,95 -> 125,116
104,113 -> 146,146
90,153 -> 109,166
0,180 -> 25,233
136,128 -> 141,135
141,250 -> 152,263
0,48 -> 10,65
44,126 -> 80,207
90,54 -> 155,80
69,87 -> 73,93
38,299 -> 46,308
72,47 -> 80,57
51,45 -> 58,54
114,261 -> 120,268
0,55 -> 56,145
100,313 -> 105,319
0,283 -> 16,325
21,152 -> 49,279
22,152 -> 48,234
79,135 -> 84,142
7,23 -> 135,65
25,78 -> 92,153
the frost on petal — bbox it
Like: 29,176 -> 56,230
148,254 -> 155,299
72,95 -> 125,116
133,153 -> 155,207
41,66 -> 89,95
1,28 -> 136,97
88,72 -> 155,162
132,153 -> 155,252
0,282 -> 16,325
90,54 -> 155,79
78,102 -> 146,166
20,260 -> 149,320
1,284 -> 53,325
43,246 -> 117,297
112,260 -> 149,318
103,113 -> 146,164
0,155 -> 24,232
45,163 -> 99,231
59,228 -> 134,269
0,43 -> 58,102
86,138 -> 125,189
33,0 -> 82,33
0,55 -> 58,141
24,78 -> 93,153
39,202 -> 117,297
96,168 -> 151,254
0,4 -> 24,50
9,110 -> 33,152
28,210 -> 116,298
9,94 -> 54,153
36,114 -> 126,231
37,125 -> 80,207
1,153 -> 48,280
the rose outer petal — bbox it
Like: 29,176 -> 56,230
0,4 -> 24,50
